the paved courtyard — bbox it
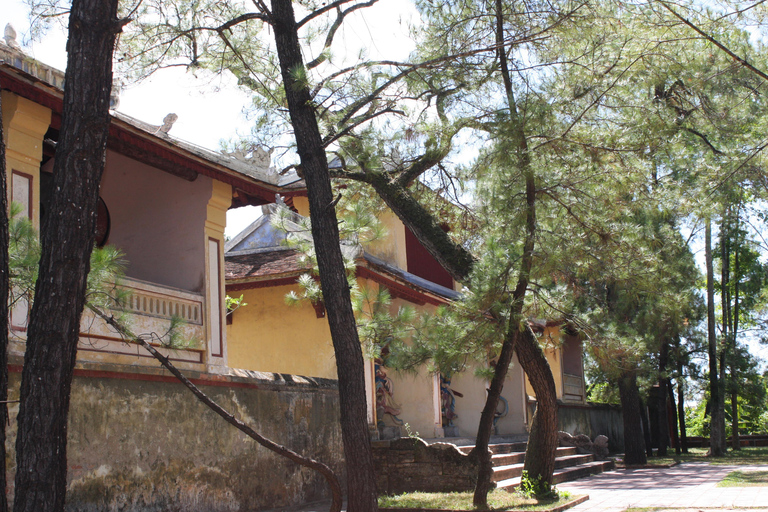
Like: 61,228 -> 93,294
559,462 -> 768,511
276,461 -> 768,511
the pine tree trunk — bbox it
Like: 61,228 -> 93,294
12,1 -> 122,510
639,396 -> 653,457
657,342 -> 670,456
677,366 -> 688,453
731,391 -> 740,450
470,321 -> 520,505
706,218 -> 725,456
618,372 -> 647,465
517,328 -> 558,483
0,84 -> 11,512
270,1 -> 378,509
667,379 -> 680,455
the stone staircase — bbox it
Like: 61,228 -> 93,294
455,441 -> 614,490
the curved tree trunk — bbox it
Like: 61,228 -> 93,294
470,321 -> 520,504
93,307 -> 344,512
13,1 -> 122,510
517,328 -> 558,484
270,1 -> 378,510
618,372 -> 647,465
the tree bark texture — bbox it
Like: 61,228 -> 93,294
470,320 -> 520,504
516,328 -> 558,482
12,1 -> 121,510
677,367 -> 688,453
0,85 -> 11,512
639,396 -> 652,457
657,342 -> 670,456
667,379 -> 680,455
731,391 -> 740,450
269,1 -> 378,510
705,219 -> 725,456
618,372 -> 647,465
364,174 -> 474,283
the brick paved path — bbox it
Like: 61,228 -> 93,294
559,462 -> 768,511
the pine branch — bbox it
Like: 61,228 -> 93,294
88,305 -> 343,512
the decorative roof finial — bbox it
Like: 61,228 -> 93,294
157,113 -> 178,134
4,24 -> 21,50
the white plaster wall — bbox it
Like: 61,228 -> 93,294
384,368 -> 436,437
450,356 -> 527,438
99,151 -> 211,292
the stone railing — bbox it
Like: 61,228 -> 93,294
78,277 -> 205,364
120,279 -> 203,325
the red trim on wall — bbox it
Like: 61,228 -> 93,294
209,237 -> 224,358
355,266 -> 448,306
404,226 -> 454,289
226,276 -> 302,292
1,67 -> 304,203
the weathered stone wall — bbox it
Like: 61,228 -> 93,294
373,438 -> 477,495
558,402 -> 623,452
6,361 -> 344,512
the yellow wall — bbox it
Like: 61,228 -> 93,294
226,284 -> 337,379
292,196 -> 309,217
365,210 -> 407,269
524,326 -> 564,401
1,91 -> 50,229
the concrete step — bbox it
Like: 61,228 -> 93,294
491,451 -> 526,466
495,459 -> 615,491
491,453 -> 595,482
458,443 -> 578,457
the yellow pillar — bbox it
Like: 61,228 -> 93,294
205,179 -> 231,370
2,91 -> 51,229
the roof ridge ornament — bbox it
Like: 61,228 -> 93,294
3,24 -> 21,51
155,113 -> 178,135
222,145 -> 275,172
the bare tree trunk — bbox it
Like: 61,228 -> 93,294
618,372 -> 647,465
706,218 -> 725,456
731,391 -> 740,450
657,342 -> 670,456
677,366 -> 688,454
667,379 -> 680,455
517,328 -> 558,482
0,85 -> 11,512
470,320 -> 520,504
732,239 -> 741,451
13,1 -> 123,510
639,396 -> 653,457
270,1 -> 378,509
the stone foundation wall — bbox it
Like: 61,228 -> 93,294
558,402 -> 624,452
6,360 -> 344,512
373,438 -> 477,495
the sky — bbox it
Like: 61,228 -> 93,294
4,0 -> 419,236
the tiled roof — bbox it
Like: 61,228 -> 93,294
225,249 -> 308,280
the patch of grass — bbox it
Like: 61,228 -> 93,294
378,489 -> 577,511
718,469 -> 768,487
640,446 -> 768,466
